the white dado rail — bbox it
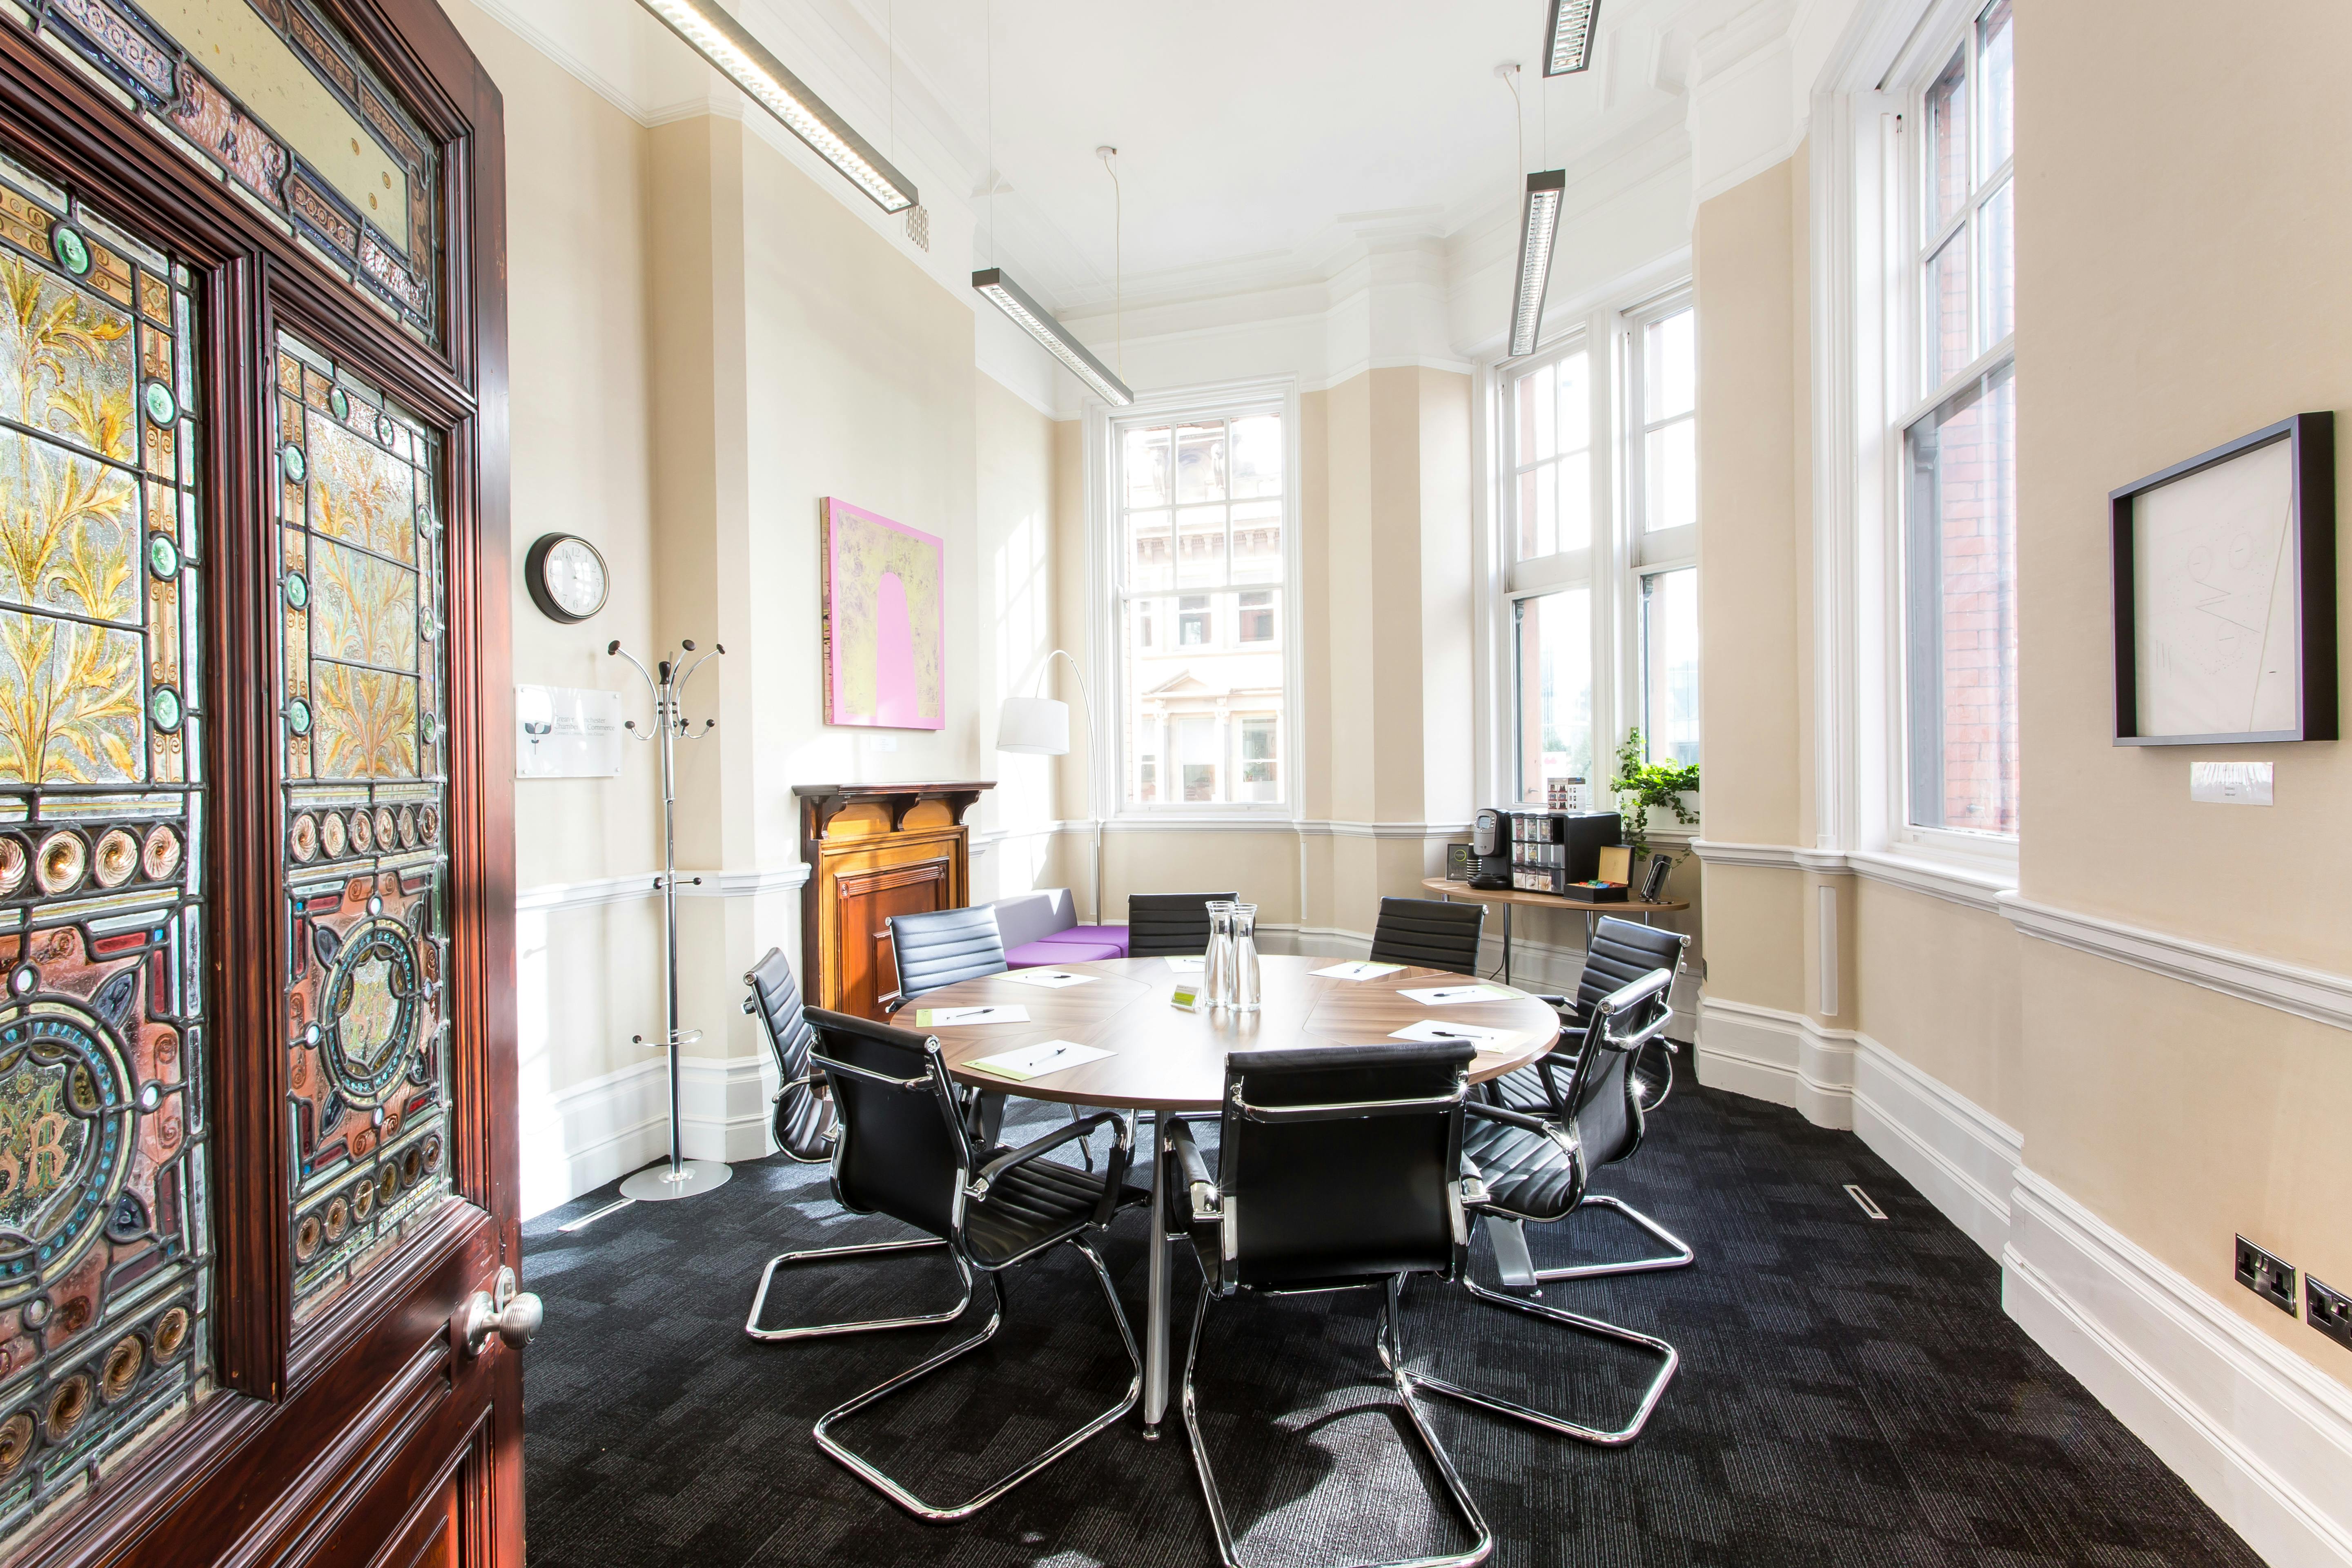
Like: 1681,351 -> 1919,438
1691,838 -> 2352,1035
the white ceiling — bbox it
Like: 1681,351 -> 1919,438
484,0 -> 1771,320
859,0 -> 1696,310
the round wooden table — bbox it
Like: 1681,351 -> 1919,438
909,954 -> 1564,1437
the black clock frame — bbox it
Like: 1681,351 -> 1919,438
525,532 -> 608,624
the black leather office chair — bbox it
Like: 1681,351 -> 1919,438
1162,1043 -> 1490,1568
1368,896 -> 1486,974
1126,891 -> 1236,958
742,947 -> 833,1163
887,902 -> 1090,1165
1486,917 -> 1692,1278
746,1008 -> 1144,1522
886,904 -> 1009,1006
1406,967 -> 1680,1446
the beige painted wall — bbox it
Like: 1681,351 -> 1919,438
1693,157 -> 1805,851
1695,0 -> 2352,1392
448,4 -> 1062,1207
2013,0 -> 2352,1375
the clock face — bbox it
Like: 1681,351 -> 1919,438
527,534 -> 608,622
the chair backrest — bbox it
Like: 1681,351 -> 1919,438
1555,966 -> 1677,1170
888,905 -> 1008,1001
804,1008 -> 971,1239
744,947 -> 831,1160
991,889 -> 1075,950
1215,1042 -> 1472,1292
1368,897 -> 1486,974
1573,916 -> 1687,1018
1127,892 -> 1236,958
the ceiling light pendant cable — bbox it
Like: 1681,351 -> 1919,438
1097,145 -> 1122,379
970,4 -> 1134,405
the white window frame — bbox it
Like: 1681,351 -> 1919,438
1475,267 -> 1702,826
1814,0 -> 2020,891
1622,290 -> 1700,773
1085,375 -> 1303,824
1888,0 -> 2017,863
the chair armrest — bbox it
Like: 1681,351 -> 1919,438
1161,1117 -> 1220,1223
976,1110 -> 1134,1225
1466,1100 -> 1555,1136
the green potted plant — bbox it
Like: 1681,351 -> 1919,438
1611,729 -> 1699,861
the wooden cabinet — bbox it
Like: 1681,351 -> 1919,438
797,784 -> 992,1018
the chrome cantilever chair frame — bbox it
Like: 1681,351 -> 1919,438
1506,920 -> 1695,1284
1166,1048 -> 1492,1568
749,1015 -> 1142,1522
1403,967 -> 1681,1447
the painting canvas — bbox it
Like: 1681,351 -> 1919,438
822,498 -> 944,730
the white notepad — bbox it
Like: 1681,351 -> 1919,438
1389,1019 -> 1515,1046
964,1040 -> 1112,1082
1398,983 -> 1521,1006
1165,955 -> 1206,973
912,1004 -> 1031,1027
1313,961 -> 1404,981
998,968 -> 1097,989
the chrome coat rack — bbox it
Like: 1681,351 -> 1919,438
610,637 -> 728,1202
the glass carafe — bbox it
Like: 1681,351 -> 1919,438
1230,903 -> 1261,1013
1204,902 -> 1236,1008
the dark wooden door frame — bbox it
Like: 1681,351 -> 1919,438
0,1 -> 517,1563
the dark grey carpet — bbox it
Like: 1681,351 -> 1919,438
519,1083 -> 2263,1568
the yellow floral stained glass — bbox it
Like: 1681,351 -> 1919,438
308,535 -> 416,673
307,414 -> 414,564
274,333 -> 449,1321
310,662 -> 418,780
0,253 -> 134,465
0,155 -> 214,1555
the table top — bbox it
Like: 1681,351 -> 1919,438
1418,875 -> 1690,916
914,955 -> 1561,1112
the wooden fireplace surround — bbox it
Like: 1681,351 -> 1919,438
796,782 -> 993,1019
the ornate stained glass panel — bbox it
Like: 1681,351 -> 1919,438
0,153 -> 212,1544
273,334 -> 448,1322
14,0 -> 440,337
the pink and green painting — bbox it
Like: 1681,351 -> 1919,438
821,497 -> 944,730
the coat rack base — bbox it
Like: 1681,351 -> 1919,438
619,1158 -> 735,1203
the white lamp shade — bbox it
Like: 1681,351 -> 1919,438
996,695 -> 1070,755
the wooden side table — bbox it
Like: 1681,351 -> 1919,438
1417,876 -> 1690,986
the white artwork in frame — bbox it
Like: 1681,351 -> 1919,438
2113,411 -> 2336,746
2129,436 -> 2299,739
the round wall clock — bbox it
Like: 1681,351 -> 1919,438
525,533 -> 609,623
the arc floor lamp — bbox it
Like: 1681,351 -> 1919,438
996,650 -> 1102,922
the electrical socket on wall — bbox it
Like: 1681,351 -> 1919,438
2235,1235 -> 2296,1315
2307,1276 -> 2352,1353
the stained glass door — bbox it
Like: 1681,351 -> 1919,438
0,0 -> 518,1565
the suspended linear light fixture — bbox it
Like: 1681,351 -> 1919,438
636,0 -> 916,214
973,268 -> 1133,405
1543,0 -> 1601,76
1508,169 -> 1566,358
967,3 -> 1133,405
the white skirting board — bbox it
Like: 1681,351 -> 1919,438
1697,995 -> 2352,1568
2005,1172 -> 2352,1568
521,1051 -> 780,1219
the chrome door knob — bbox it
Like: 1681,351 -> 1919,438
459,1265 -> 543,1356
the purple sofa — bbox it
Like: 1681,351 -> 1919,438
993,889 -> 1130,967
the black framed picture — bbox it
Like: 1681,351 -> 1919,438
2110,412 -> 2336,745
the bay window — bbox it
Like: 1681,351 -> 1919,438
1500,292 -> 1700,810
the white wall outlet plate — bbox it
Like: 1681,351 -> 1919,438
2189,760 -> 2272,805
